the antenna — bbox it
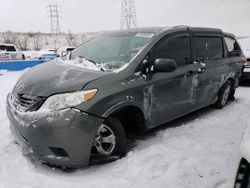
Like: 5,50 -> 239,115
121,0 -> 137,30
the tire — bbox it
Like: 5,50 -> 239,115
92,116 -> 127,158
228,87 -> 236,101
234,159 -> 250,188
214,80 -> 231,109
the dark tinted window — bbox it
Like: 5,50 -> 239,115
224,37 -> 241,57
6,46 -> 16,51
0,45 -> 16,51
193,37 -> 223,60
152,36 -> 190,67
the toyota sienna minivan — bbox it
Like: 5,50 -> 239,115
6,26 -> 245,167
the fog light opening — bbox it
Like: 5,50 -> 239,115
49,147 -> 69,157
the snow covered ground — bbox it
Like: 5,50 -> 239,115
0,71 -> 250,188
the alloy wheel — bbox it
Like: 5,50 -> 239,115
93,124 -> 116,155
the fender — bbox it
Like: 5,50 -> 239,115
102,100 -> 145,118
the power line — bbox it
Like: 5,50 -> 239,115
121,0 -> 137,30
47,3 -> 61,34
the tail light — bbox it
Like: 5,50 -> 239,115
22,54 -> 25,60
243,58 -> 248,66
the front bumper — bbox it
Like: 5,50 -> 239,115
6,94 -> 103,167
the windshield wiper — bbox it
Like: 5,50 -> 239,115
78,56 -> 105,71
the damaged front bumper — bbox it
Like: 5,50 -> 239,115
6,93 -> 103,167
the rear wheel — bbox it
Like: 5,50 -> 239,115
228,87 -> 236,101
214,80 -> 231,109
91,116 -> 127,158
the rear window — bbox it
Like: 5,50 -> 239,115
193,37 -> 223,60
224,36 -> 241,57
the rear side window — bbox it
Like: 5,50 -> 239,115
193,37 -> 223,60
0,45 -> 7,51
224,37 -> 241,57
152,36 -> 190,67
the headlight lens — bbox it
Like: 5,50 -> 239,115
39,89 -> 97,111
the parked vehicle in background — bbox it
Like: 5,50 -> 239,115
6,26 -> 245,168
34,49 -> 57,60
38,53 -> 59,61
0,43 -> 25,61
238,37 -> 250,80
56,46 -> 76,57
234,123 -> 250,188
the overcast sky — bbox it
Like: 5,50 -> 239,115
0,0 -> 250,36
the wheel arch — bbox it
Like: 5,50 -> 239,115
103,103 -> 147,135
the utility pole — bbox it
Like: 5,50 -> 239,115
47,2 -> 61,48
120,0 -> 137,30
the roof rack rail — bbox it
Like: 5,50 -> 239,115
173,25 -> 188,29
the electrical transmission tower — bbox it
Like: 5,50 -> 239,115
47,3 -> 60,34
120,0 -> 137,30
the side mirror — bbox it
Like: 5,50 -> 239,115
154,58 -> 177,73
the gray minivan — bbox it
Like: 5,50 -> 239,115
6,26 -> 244,167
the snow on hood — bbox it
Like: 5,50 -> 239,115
59,57 -> 100,71
59,57 -> 130,73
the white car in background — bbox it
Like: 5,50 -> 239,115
234,121 -> 250,188
238,38 -> 250,80
0,43 -> 25,61
33,49 -> 57,59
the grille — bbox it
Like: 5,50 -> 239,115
12,94 -> 46,112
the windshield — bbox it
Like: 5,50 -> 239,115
70,32 -> 155,71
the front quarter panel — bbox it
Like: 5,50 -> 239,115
75,71 -> 148,120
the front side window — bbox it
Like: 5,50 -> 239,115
193,37 -> 223,60
70,32 -> 155,72
152,36 -> 190,67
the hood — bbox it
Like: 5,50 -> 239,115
14,61 -> 111,97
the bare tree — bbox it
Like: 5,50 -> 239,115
66,30 -> 77,46
80,34 -> 87,45
17,33 -> 30,51
2,31 -> 19,46
33,32 -> 42,50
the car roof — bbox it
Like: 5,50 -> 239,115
109,26 -> 229,36
0,43 -> 15,46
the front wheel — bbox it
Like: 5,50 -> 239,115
91,116 -> 127,158
214,80 -> 231,109
234,158 -> 250,188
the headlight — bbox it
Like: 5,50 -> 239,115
39,89 -> 97,111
